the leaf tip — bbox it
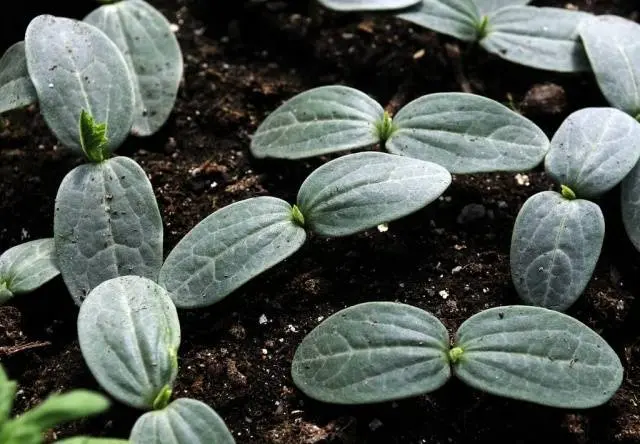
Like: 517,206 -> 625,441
291,205 -> 305,228
560,184 -> 576,200
448,346 -> 464,364
79,109 -> 109,163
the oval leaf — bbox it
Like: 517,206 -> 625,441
297,152 -> 451,237
317,0 -> 420,11
396,0 -> 480,42
453,305 -> 624,408
130,398 -> 235,444
25,15 -> 134,154
510,191 -> 604,311
78,276 -> 180,410
474,0 -> 531,16
0,41 -> 37,114
386,92 -> 549,173
84,0 -> 183,136
159,196 -> 306,309
480,6 -> 591,72
579,15 -> 640,116
292,301 -> 451,404
250,85 -> 384,159
54,156 -> 163,305
621,161 -> 640,252
18,390 -> 109,430
0,239 -> 59,300
544,108 -> 640,198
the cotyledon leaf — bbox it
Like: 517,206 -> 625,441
291,301 -> 451,404
621,161 -> 640,252
24,15 -> 134,154
297,152 -> 451,237
480,6 -> 592,72
0,41 -> 37,114
579,15 -> 640,116
316,0 -> 420,11
54,156 -> 163,305
453,305 -> 624,408
84,0 -> 183,136
0,239 -> 59,303
544,108 -> 640,198
474,0 -> 531,16
386,92 -> 549,173
396,0 -> 480,42
129,398 -> 235,444
77,276 -> 180,410
510,191 -> 604,312
250,85 -> 384,159
159,196 -> 306,309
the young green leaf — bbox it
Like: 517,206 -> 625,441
84,0 -> 183,136
77,276 -> 180,410
250,85 -> 384,159
544,108 -> 640,198
291,302 -> 451,404
621,161 -> 640,252
159,196 -> 306,309
480,6 -> 591,72
24,15 -> 134,155
0,41 -> 37,114
474,0 -> 531,16
0,423 -> 41,444
453,305 -> 624,408
129,398 -> 235,444
385,93 -> 549,173
0,238 -> 60,304
79,110 -> 109,163
396,0 -> 480,42
297,152 -> 451,237
54,156 -> 163,305
316,0 -> 420,11
0,366 -> 17,424
56,438 -> 129,444
510,191 -> 604,311
15,390 -> 110,430
578,15 -> 640,116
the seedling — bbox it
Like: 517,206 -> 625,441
250,85 -> 549,173
0,239 -> 59,304
0,364 -> 124,444
84,0 -> 184,136
159,151 -> 451,308
77,275 -> 235,443
291,302 -> 623,408
511,107 -> 640,311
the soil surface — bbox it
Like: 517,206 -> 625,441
1,1 -> 640,443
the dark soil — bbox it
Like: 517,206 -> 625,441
1,1 -> 640,443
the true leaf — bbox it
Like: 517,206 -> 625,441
579,15 -> 640,116
79,110 -> 109,163
453,305 -> 624,408
129,398 -> 235,444
0,41 -> 37,114
250,85 -> 384,159
159,196 -> 305,308
510,191 -> 604,311
16,390 -> 109,430
396,0 -> 480,42
544,107 -> 640,198
316,0 -> 420,11
621,161 -> 640,252
77,276 -> 180,410
24,15 -> 134,154
0,366 -> 17,424
0,238 -> 60,303
386,92 -> 549,173
297,152 -> 451,237
54,156 -> 163,305
480,6 -> 591,72
84,0 -> 183,136
474,0 -> 531,16
291,301 -> 451,404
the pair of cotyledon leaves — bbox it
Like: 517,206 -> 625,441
510,107 -> 640,312
318,0 -> 589,72
250,85 -> 550,173
291,301 -> 623,408
77,276 -> 235,444
0,0 -> 182,150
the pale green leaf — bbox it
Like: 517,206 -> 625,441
396,0 -> 480,42
453,305 -> 624,408
160,196 -> 305,308
0,41 -> 37,114
0,239 -> 59,299
474,0 -> 531,16
297,152 -> 451,237
77,276 -> 180,410
621,160 -> 640,252
317,0 -> 420,11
